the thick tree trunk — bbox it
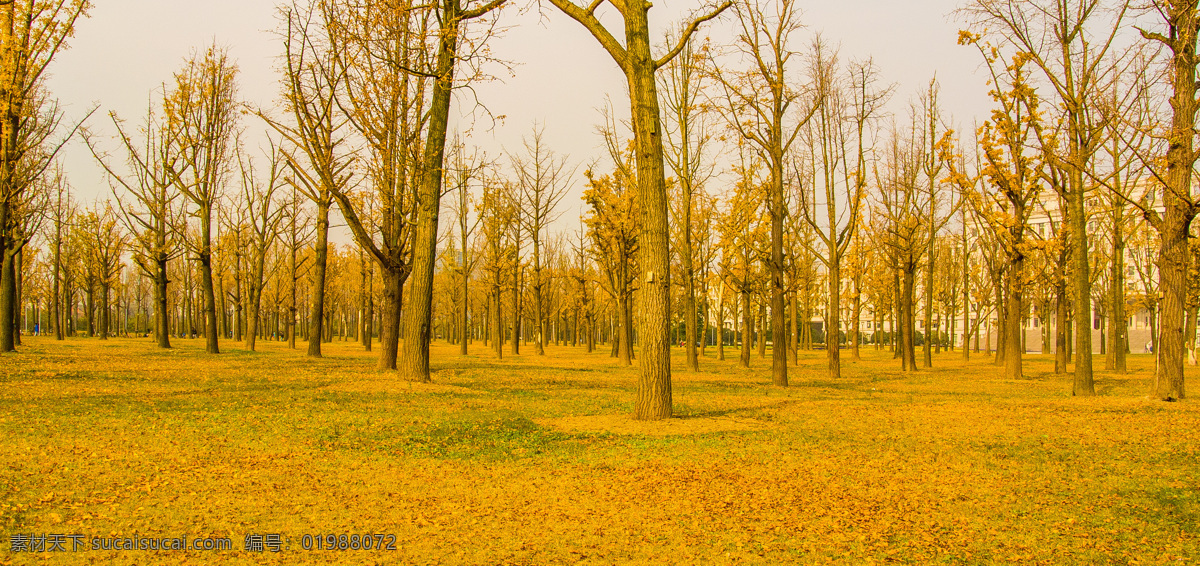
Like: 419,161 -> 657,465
625,1 -> 672,419
398,0 -> 464,383
1156,15 -> 1197,399
378,269 -> 403,370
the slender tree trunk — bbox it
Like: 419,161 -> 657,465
828,260 -> 842,379
1055,282 -> 1068,374
534,235 -> 545,355
0,200 -> 12,352
52,230 -> 63,341
0,246 -> 14,352
512,264 -> 521,356
1066,167 -> 1094,394
100,285 -> 110,340
851,276 -> 862,361
461,259 -> 469,356
363,268 -> 373,352
901,264 -> 917,371
754,302 -> 764,358
1109,216 -> 1127,372
618,289 -> 633,366
717,291 -> 725,361
13,247 -> 21,346
493,287 -> 503,359
197,219 -> 218,354
1004,257 -> 1023,380
923,254 -> 934,368
307,199 -> 330,357
246,281 -> 261,352
789,292 -> 799,363
740,290 -> 751,368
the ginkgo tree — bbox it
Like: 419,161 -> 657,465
946,42 -> 1047,382
547,0 -> 731,420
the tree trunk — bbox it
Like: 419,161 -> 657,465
363,274 -> 374,352
0,245 -> 14,352
461,258 -> 469,356
511,264 -> 521,355
1004,256 -> 1023,380
900,264 -> 917,371
618,289 -> 633,366
1156,13 -> 1196,399
196,212 -> 218,353
851,275 -> 862,361
1055,282 -> 1068,374
534,235 -> 545,355
100,284 -> 110,340
13,247 -> 21,345
828,260 -> 842,379
923,252 -> 934,368
493,286 -> 503,359
378,268 -> 403,369
740,290 -> 751,368
308,199 -> 329,357
717,291 -> 725,361
625,0 -> 673,419
398,0 -> 465,383
1110,223 -> 1127,372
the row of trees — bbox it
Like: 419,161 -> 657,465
2,0 -> 1197,421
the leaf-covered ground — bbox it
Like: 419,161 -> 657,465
0,337 -> 1196,564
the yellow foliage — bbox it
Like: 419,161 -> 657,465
0,337 -> 1196,564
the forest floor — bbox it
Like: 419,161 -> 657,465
0,336 -> 1197,564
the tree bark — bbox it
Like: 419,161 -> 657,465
1055,282 -> 1068,374
740,290 -> 751,368
1004,254 -> 1023,380
1154,1 -> 1198,400
308,199 -> 329,357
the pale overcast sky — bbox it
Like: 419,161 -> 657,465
47,0 -> 992,230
